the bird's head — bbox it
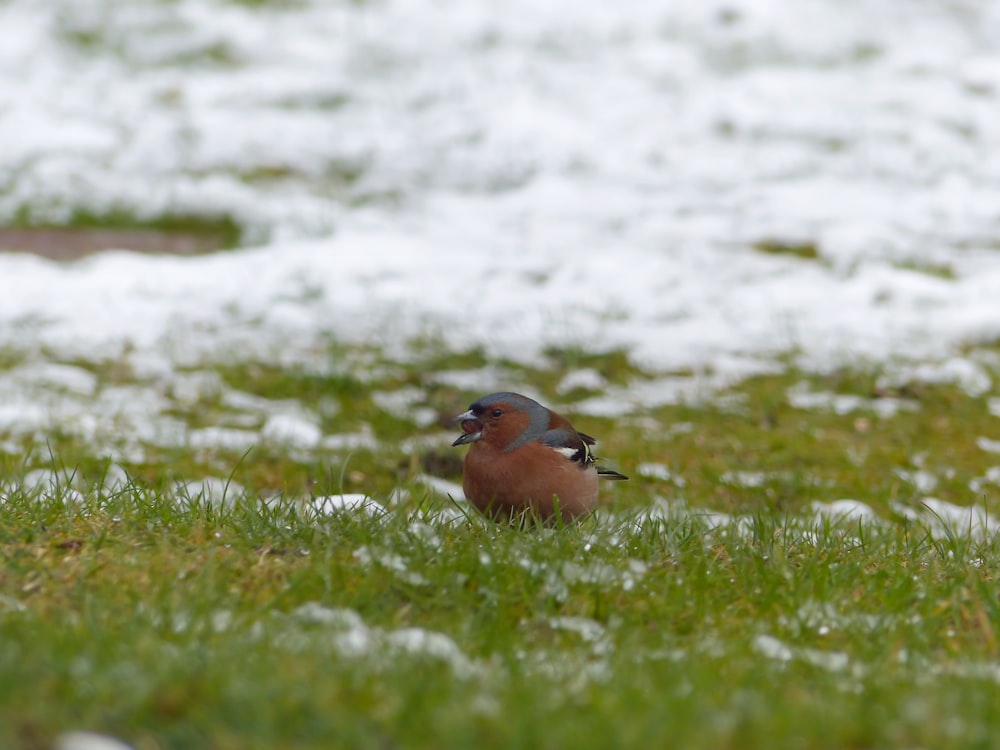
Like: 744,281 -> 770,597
451,391 -> 548,451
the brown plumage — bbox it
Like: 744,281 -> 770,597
451,392 -> 627,524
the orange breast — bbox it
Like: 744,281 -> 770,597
462,441 -> 599,524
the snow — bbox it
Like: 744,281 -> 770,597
310,494 -> 387,517
286,602 -> 477,677
753,634 -> 852,674
261,413 -> 323,448
54,732 -> 134,750
175,477 -> 245,507
892,497 -> 1000,539
787,382 -> 918,418
636,462 -> 686,485
979,437 -> 1000,454
0,0 -> 998,379
810,499 -> 877,524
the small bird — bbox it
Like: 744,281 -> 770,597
451,392 -> 627,524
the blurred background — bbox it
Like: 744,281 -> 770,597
1,0 -> 1000,372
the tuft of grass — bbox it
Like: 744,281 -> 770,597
542,346 -> 647,384
2,212 -> 241,257
752,239 -> 821,261
892,260 -> 958,281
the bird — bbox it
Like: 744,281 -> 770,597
451,391 -> 627,524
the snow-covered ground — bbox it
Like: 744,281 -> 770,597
2,0 -> 1000,374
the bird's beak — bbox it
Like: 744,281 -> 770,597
452,409 -> 483,446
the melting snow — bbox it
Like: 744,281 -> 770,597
285,602 -> 476,677
976,437 -> 1000,454
892,498 -> 1000,541
175,477 -> 244,507
753,634 -> 852,674
310,494 -> 387,517
261,413 -> 322,448
1,0 -> 1000,379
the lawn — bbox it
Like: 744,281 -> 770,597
3,343 -> 1000,749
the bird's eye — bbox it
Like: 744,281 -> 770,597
491,408 -> 503,418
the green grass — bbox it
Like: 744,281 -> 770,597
3,211 -> 242,253
3,342 -> 1000,748
752,239 -> 821,261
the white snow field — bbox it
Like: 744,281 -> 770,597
1,0 -> 1000,383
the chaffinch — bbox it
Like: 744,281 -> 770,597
451,392 -> 627,524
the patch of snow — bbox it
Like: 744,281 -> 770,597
168,370 -> 224,406
754,633 -> 853,674
637,462 -> 686,485
292,603 -> 365,629
54,732 -> 134,750
810,499 -> 877,524
187,426 -> 260,452
310,494 -> 386,516
880,359 -> 993,398
353,544 -> 428,585
787,383 -> 917,417
559,559 -> 646,593
175,477 -> 244,507
893,498 -> 1000,541
320,430 -> 378,451
372,387 -> 437,427
557,369 -> 609,394
783,599 -> 889,637
894,468 -> 939,494
753,634 -> 793,662
430,367 -> 520,392
386,628 -> 476,678
545,616 -> 607,642
572,374 -> 746,417
284,602 -> 477,677
10,363 -> 98,396
719,470 -> 770,488
416,474 -> 467,501
261,413 -> 322,448
976,437 -> 1000,454
969,466 -> 1000,494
